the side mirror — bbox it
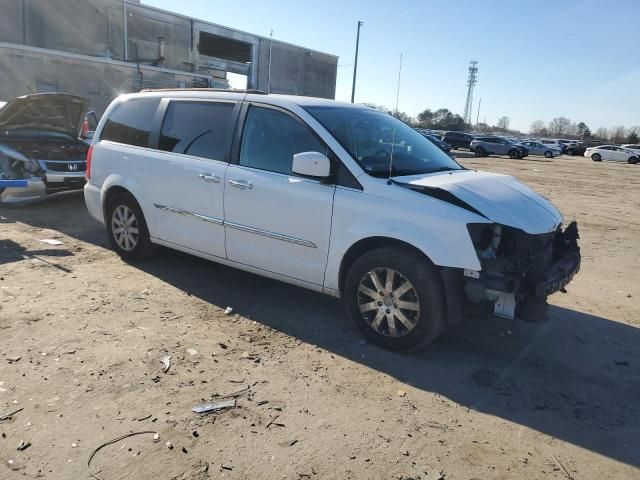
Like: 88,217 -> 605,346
292,151 -> 331,179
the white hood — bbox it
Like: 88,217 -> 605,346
397,170 -> 563,234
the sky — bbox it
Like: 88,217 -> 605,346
144,0 -> 640,132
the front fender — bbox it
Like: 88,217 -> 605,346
324,188 -> 486,292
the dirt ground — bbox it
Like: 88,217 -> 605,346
1,154 -> 639,480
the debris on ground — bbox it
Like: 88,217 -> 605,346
397,389 -> 406,397
0,408 -> 24,421
160,355 -> 172,373
17,440 -> 31,451
553,454 -> 575,480
39,239 -> 64,246
425,469 -> 445,480
192,398 -> 236,414
6,355 -> 21,363
87,430 -> 168,480
186,348 -> 198,356
224,307 -> 234,315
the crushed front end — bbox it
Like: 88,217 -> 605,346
463,221 -> 581,321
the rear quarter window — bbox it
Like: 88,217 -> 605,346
100,98 -> 160,147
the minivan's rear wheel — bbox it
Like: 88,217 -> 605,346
106,192 -> 157,261
474,147 -> 486,157
509,149 -> 519,159
544,151 -> 553,158
344,247 -> 445,351
591,153 -> 601,162
628,156 -> 638,164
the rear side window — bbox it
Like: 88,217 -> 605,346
159,101 -> 235,161
101,98 -> 160,147
239,106 -> 327,175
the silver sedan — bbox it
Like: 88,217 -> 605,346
520,141 -> 562,158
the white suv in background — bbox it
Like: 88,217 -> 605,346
84,90 -> 581,350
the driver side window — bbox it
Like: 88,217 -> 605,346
239,106 -> 327,175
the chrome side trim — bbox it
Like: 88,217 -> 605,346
225,221 -> 317,248
154,204 -> 316,248
154,204 -> 223,225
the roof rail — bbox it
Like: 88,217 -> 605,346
139,88 -> 267,94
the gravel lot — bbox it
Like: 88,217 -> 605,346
1,154 -> 639,479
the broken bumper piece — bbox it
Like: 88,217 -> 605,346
0,177 -> 46,203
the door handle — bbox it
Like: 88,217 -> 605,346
228,179 -> 253,190
198,173 -> 221,183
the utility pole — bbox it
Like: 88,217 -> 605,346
463,60 -> 478,125
350,21 -> 363,103
267,29 -> 273,93
476,97 -> 482,126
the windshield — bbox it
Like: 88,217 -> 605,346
304,106 -> 463,177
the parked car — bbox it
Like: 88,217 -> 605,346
0,93 -> 89,203
621,144 -> 640,155
85,90 -> 581,350
442,131 -> 474,149
585,145 -> 639,164
565,143 -> 586,156
470,136 -> 527,158
538,139 -> 566,154
418,131 -> 452,155
519,141 -> 562,158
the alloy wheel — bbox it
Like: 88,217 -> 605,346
111,205 -> 139,251
357,268 -> 420,338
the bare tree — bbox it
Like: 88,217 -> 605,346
610,126 -> 627,144
548,117 -> 572,136
529,120 -> 545,135
594,127 -> 609,140
497,116 -> 510,130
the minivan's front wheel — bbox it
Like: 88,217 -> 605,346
344,247 -> 445,351
509,149 -> 520,159
106,192 -> 157,261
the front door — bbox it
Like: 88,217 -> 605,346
224,104 -> 335,286
145,99 -> 238,259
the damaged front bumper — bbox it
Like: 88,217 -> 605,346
463,221 -> 581,320
0,176 -> 47,203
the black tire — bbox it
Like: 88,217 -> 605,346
475,147 -> 486,157
508,149 -> 519,159
591,153 -> 601,162
343,247 -> 446,351
106,191 -> 157,261
566,149 -> 575,156
544,151 -> 553,158
628,156 -> 638,165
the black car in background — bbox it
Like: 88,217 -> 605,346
442,131 -> 474,149
417,131 -> 452,155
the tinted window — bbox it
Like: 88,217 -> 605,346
101,98 -> 159,147
159,101 -> 235,161
240,106 -> 327,175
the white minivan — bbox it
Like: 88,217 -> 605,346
85,90 -> 581,350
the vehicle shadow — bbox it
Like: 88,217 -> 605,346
0,238 -> 73,268
135,246 -> 640,468
2,194 -> 639,468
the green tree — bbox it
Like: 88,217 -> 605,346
627,131 -> 639,144
576,122 -> 590,139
